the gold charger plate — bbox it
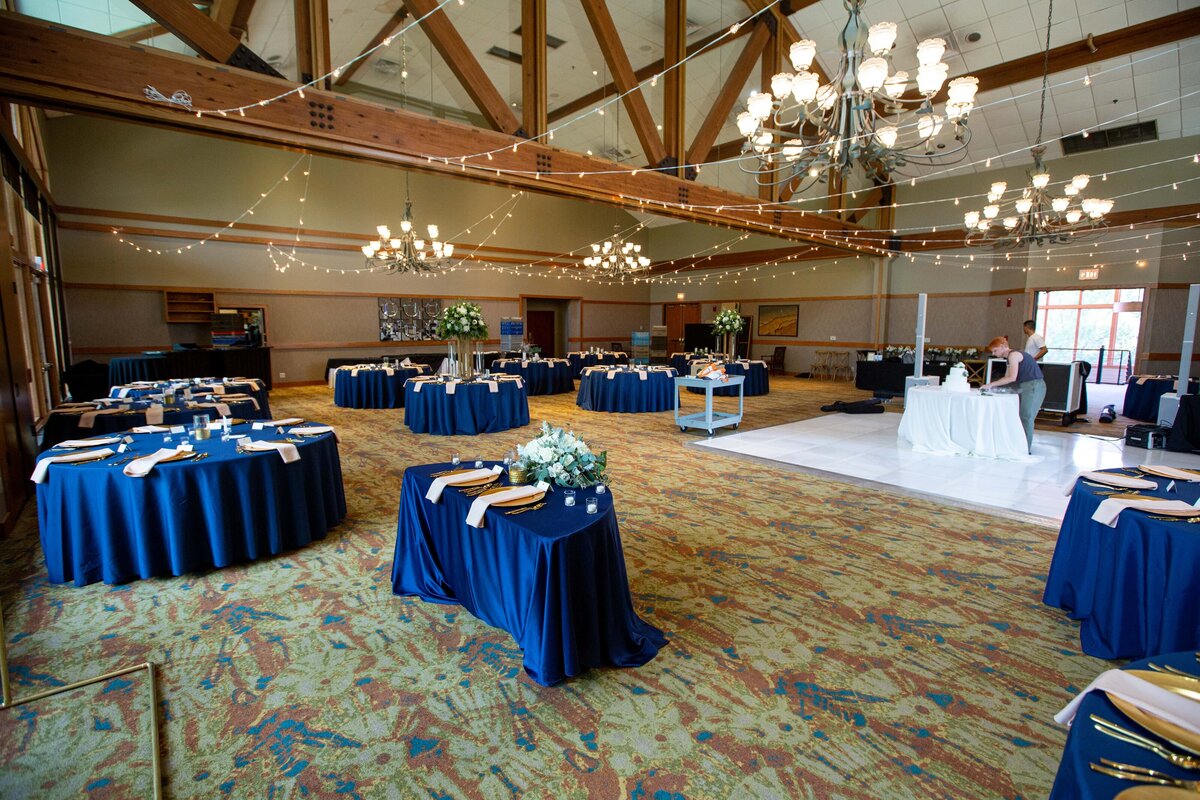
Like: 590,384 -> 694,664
1125,670 -> 1200,702
479,486 -> 546,507
1139,466 -> 1200,481
1115,788 -> 1198,799
159,450 -> 198,463
440,469 -> 499,488
1107,673 -> 1200,756
1107,495 -> 1200,518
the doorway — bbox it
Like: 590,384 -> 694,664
664,303 -> 700,353
523,297 -> 570,357
1034,288 -> 1142,383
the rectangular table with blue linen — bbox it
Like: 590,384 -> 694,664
1044,469 -> 1200,659
34,423 -> 346,586
403,377 -> 530,435
392,463 -> 666,685
41,397 -> 266,451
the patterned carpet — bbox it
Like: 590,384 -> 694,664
0,377 -> 1103,799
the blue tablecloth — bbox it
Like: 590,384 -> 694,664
686,361 -> 770,396
1044,470 -> 1200,659
35,423 -> 346,586
670,353 -> 710,373
40,398 -> 266,451
567,352 -> 628,378
109,380 -> 271,417
1123,376 -> 1200,422
1049,649 -> 1200,799
108,355 -> 167,385
404,379 -> 530,435
333,366 -> 428,408
577,368 -> 677,413
491,359 -> 574,395
392,463 -> 666,685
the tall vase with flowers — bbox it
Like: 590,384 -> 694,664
711,309 -> 744,360
436,301 -> 488,380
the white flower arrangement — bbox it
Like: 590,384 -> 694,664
435,301 -> 488,341
516,421 -> 608,488
711,309 -> 744,335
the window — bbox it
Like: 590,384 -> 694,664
1035,288 -> 1142,383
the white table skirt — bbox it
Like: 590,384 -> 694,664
897,386 -> 1034,461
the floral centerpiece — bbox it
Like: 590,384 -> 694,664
711,309 -> 744,359
436,301 -> 488,379
514,421 -> 607,488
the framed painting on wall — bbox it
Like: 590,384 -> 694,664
758,304 -> 798,337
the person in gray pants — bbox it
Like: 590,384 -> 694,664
981,335 -> 1046,454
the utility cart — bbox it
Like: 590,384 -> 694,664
674,375 -> 745,435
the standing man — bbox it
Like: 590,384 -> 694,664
1023,320 -> 1047,361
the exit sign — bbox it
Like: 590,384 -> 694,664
1079,268 -> 1100,281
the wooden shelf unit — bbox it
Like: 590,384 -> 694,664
163,291 -> 215,324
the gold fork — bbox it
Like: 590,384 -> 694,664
1090,758 -> 1200,790
1091,715 -> 1200,770
505,502 -> 546,516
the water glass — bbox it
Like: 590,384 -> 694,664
502,450 -> 513,469
474,459 -> 484,469
451,452 -> 461,466
585,497 -> 598,514
596,483 -> 607,495
563,490 -> 576,507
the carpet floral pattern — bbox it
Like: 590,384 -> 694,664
0,379 -> 1102,798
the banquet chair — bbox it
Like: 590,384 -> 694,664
611,342 -> 623,353
766,346 -> 786,375
810,351 -> 833,380
829,351 -> 853,382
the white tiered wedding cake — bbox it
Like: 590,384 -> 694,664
943,363 -> 971,392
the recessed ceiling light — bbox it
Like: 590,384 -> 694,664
966,31 -> 982,43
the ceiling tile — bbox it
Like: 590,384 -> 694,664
998,32 -> 1045,62
908,7 -> 951,38
1077,3 -> 1128,34
961,42 -> 1000,72
1128,0 -> 1178,25
989,5 -> 1036,39
942,0 -> 989,29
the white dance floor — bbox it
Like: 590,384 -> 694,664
691,412 -> 1200,524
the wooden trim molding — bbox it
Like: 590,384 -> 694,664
64,282 -> 528,302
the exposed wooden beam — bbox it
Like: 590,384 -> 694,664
578,0 -> 667,167
686,20 -> 770,168
405,0 -> 522,135
228,0 -> 257,40
114,22 -> 168,42
521,0 -> 547,137
334,6 -> 408,88
741,0 -> 828,82
0,15 -> 861,246
758,14 -> 782,202
209,0 -> 238,32
293,0 -> 331,88
663,0 -> 686,178
124,0 -> 280,75
548,23 -> 752,124
844,185 -> 885,225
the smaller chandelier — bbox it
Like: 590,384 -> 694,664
963,146 -> 1114,248
583,227 -> 650,279
362,199 -> 454,274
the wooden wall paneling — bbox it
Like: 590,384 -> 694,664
0,190 -> 34,529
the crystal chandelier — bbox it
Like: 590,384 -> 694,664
963,0 -> 1113,248
361,175 -> 455,274
583,227 -> 650,279
737,0 -> 978,191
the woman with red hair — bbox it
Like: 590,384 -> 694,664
981,335 -> 1045,453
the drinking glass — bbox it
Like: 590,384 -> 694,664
451,452 -> 461,466
474,459 -> 484,469
596,483 -> 607,495
585,497 -> 598,514
563,490 -> 576,507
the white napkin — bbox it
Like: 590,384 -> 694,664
218,394 -> 260,410
637,370 -> 647,381
132,425 -> 170,433
1092,497 -> 1199,526
94,397 -> 127,406
227,377 -> 263,389
607,370 -> 617,380
425,465 -> 503,503
1066,471 -> 1157,494
401,358 -> 413,367
55,437 -> 121,449
31,448 -> 116,483
79,408 -> 125,428
1055,669 -> 1200,734
481,380 -> 498,393
117,387 -> 133,398
200,384 -> 225,395
466,482 -> 549,528
239,440 -> 301,463
445,380 -> 458,395
1140,465 -> 1200,482
192,402 -> 231,417
144,404 -> 165,425
289,425 -> 341,442
265,418 -> 303,426
123,447 -> 183,478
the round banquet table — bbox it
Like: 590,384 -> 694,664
108,354 -> 168,386
686,360 -> 770,396
576,367 -> 677,413
403,378 -> 530,435
1122,376 -> 1200,423
1044,469 -> 1200,659
1048,649 -> 1200,799
392,462 -> 666,685
333,365 -> 429,408
490,359 -> 574,396
34,423 -> 346,586
670,353 -> 708,373
567,351 -> 628,378
897,386 -> 1032,460
40,398 -> 265,451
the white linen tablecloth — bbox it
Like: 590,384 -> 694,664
897,386 -> 1033,461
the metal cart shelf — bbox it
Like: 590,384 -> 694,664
673,375 -> 745,435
